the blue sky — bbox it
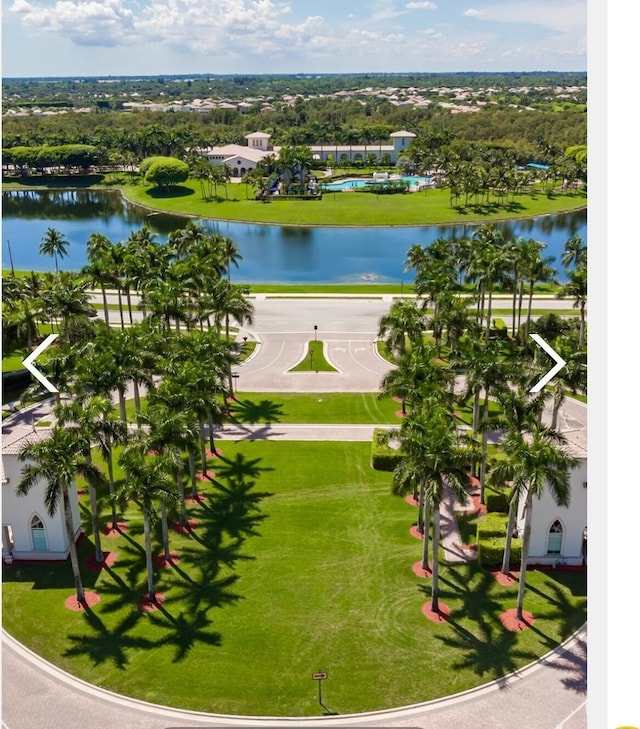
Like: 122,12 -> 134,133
1,0 -> 586,78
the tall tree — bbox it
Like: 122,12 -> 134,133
17,427 -> 98,603
39,227 -> 69,274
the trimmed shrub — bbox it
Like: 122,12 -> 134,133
485,490 -> 510,513
371,428 -> 403,471
477,536 -> 522,567
477,512 -> 508,539
142,156 -> 189,189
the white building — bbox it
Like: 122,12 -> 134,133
197,130 -> 417,177
2,420 -> 82,563
516,445 -> 587,567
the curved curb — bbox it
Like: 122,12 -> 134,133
2,623 -> 587,725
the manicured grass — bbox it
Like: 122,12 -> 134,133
117,180 -> 586,227
2,349 -> 28,373
2,440 -> 586,716
124,392 -> 402,425
288,340 -> 338,372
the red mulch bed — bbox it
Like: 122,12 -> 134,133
138,592 -> 165,612
205,448 -> 223,458
153,551 -> 180,568
405,494 -> 419,507
85,551 -> 117,572
487,568 -> 519,586
469,494 -> 487,515
500,608 -> 535,631
409,525 -> 424,540
172,519 -> 199,535
102,521 -> 128,537
65,591 -> 100,611
196,470 -> 216,482
412,560 -> 433,577
395,409 -> 406,418
184,492 -> 208,504
422,601 -> 451,623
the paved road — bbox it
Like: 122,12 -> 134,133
2,626 -> 587,729
2,296 -> 588,729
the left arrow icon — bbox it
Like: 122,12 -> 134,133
22,333 -> 59,393
529,334 -> 566,393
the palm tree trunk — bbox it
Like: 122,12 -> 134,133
430,499 -> 441,613
161,499 -> 170,560
101,284 -> 111,329
501,498 -> 518,574
199,418 -> 207,475
143,512 -> 156,602
421,498 -> 431,570
515,492 -> 533,621
189,451 -> 197,498
87,471 -> 104,563
479,394 -> 489,503
63,483 -> 85,603
118,386 -> 127,424
107,451 -> 118,528
417,480 -> 425,534
176,468 -> 187,527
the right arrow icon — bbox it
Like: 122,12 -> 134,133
529,334 -> 567,393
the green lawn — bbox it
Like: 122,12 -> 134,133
288,340 -> 339,373
124,392 -> 402,425
115,180 -> 586,227
2,440 -> 586,716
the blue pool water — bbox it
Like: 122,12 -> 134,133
320,176 -> 432,191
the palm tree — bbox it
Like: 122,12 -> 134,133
118,442 -> 177,604
61,392 -> 128,534
561,235 -> 587,270
393,406 -> 470,613
492,387 -> 548,574
377,298 -> 425,359
17,426 -> 98,603
557,265 -> 587,347
140,402 -> 200,529
39,227 -> 69,273
496,422 -> 577,621
83,232 -> 116,329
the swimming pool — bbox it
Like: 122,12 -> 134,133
320,175 -> 432,191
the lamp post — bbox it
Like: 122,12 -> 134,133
314,324 -> 318,341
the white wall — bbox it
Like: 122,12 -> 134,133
2,453 -> 82,561
517,458 -> 587,566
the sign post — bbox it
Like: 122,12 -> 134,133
312,671 -> 327,708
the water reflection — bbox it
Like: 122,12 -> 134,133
2,189 -> 586,283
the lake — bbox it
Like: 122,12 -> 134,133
2,189 -> 587,283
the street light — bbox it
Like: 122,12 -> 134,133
313,324 -> 318,341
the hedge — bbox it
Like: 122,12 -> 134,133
485,490 -> 510,513
477,536 -> 522,567
478,512 -> 509,538
371,428 -> 403,471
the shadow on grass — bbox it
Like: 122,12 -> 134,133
421,566 -> 536,683
228,397 -> 285,424
63,608 -> 151,668
146,185 -> 194,199
146,606 -> 223,662
2,535 -> 100,590
2,174 -> 106,188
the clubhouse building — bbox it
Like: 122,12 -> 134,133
197,130 -> 416,177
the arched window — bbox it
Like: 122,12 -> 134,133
546,519 -> 563,554
30,515 -> 48,551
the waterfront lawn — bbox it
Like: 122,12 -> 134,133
2,440 -> 587,717
119,180 -> 586,227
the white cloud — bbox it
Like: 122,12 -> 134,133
406,1 -> 437,9
464,2 -> 585,34
464,8 -> 486,18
